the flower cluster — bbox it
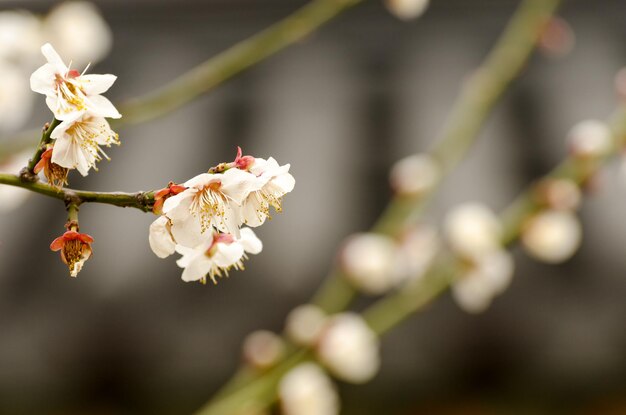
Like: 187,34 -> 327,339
149,148 -> 295,283
444,203 -> 514,313
30,43 -> 120,182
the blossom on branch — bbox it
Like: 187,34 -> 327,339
30,43 -> 120,120
50,230 -> 94,277
50,113 -> 119,175
174,228 -> 262,284
33,147 -> 69,187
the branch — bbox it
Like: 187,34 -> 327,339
196,0 -> 564,413
0,173 -> 154,212
117,0 -> 363,125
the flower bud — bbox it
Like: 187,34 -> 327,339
385,0 -> 430,21
389,153 -> 439,196
396,224 -> 440,284
279,363 -> 339,415
285,304 -> 327,347
536,178 -> 581,211
317,313 -> 380,384
521,210 -> 582,263
34,147 -> 69,188
242,330 -> 285,370
340,233 -> 401,295
452,249 -> 514,314
567,120 -> 612,159
538,17 -> 575,58
444,203 -> 502,260
50,230 -> 94,277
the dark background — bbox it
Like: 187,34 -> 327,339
0,1 -> 625,414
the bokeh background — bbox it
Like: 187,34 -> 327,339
1,0 -> 626,414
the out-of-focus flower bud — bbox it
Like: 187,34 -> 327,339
340,233 -> 402,295
567,120 -> 612,159
396,224 -> 439,284
444,203 -> 502,260
42,1 -> 112,66
317,313 -> 380,384
538,16 -> 575,58
389,153 -> 439,196
0,10 -> 41,63
536,178 -> 581,211
279,363 -> 339,415
521,210 -> 582,264
242,330 -> 285,370
384,0 -> 430,21
285,304 -> 327,347
452,249 -> 514,314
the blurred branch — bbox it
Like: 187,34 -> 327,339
118,0 -> 363,125
0,173 -> 154,212
1,0 -> 365,163
199,104 -> 626,415
196,0 -> 563,413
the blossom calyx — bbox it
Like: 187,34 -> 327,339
50,230 -> 94,277
152,182 -> 187,215
34,147 -> 69,188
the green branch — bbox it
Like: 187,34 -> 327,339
0,173 -> 154,212
117,0 -> 363,125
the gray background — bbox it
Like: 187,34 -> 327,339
0,1 -> 625,414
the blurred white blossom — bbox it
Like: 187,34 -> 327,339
42,1 -> 112,67
452,249 -> 514,313
385,0 -> 430,21
0,10 -> 41,64
285,304 -> 327,347
396,224 -> 440,284
242,330 -> 285,370
317,313 -> 380,384
0,62 -> 34,131
279,363 -> 339,415
389,153 -> 439,196
567,119 -> 612,159
340,233 -> 402,295
521,210 -> 582,264
444,203 -> 502,260
538,178 -> 581,211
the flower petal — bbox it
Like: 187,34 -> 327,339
239,227 -> 263,255
149,216 -> 176,258
80,73 -> 116,95
87,94 -> 121,119
213,242 -> 245,268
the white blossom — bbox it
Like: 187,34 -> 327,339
163,168 -> 262,246
239,157 -> 295,227
567,120 -> 612,159
174,227 -> 262,283
340,233 -> 402,295
444,203 -> 502,260
149,216 -> 176,259
42,2 -> 112,67
279,363 -> 339,415
452,249 -> 514,314
521,210 -> 582,264
30,43 -> 120,120
385,0 -> 430,21
50,113 -> 119,176
242,330 -> 285,370
389,153 -> 439,196
317,313 -> 380,384
285,304 -> 327,347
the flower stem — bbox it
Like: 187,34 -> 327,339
24,118 -> 60,177
0,173 -> 154,212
